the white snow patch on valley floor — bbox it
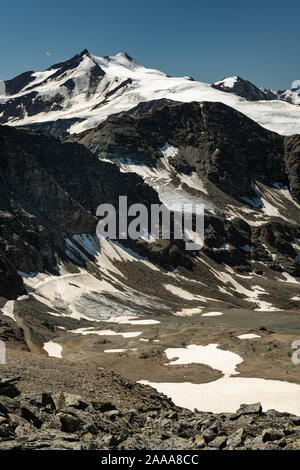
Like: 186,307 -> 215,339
237,334 -> 261,339
103,316 -> 160,325
165,343 -> 243,376
104,348 -> 137,353
69,327 -> 141,338
174,308 -> 203,316
140,338 -> 300,415
43,341 -> 63,358
202,311 -> 224,317
129,319 -> 160,325
139,377 -> 300,415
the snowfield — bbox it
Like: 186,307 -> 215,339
43,341 -> 63,358
141,342 -> 300,414
165,343 -> 243,376
140,377 -> 300,415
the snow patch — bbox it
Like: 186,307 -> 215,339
214,76 -> 238,89
103,316 -> 160,325
159,143 -> 179,159
1,301 -> 16,321
165,343 -> 243,376
69,327 -> 141,338
43,341 -> 62,358
140,377 -> 300,415
202,311 -> 223,317
104,348 -> 137,353
237,333 -> 261,339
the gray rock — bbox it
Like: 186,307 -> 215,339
0,396 -> 19,415
292,416 -> 300,426
63,393 -> 89,410
0,376 -> 20,398
202,427 -> 217,443
208,436 -> 227,449
227,427 -> 246,448
1,377 -> 300,451
236,402 -> 262,416
92,401 -> 117,412
59,413 -> 82,433
262,428 -> 284,442
20,402 -> 42,428
194,436 -> 206,448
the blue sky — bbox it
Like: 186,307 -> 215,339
0,0 -> 299,90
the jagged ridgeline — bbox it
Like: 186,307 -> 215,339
1,50 -> 300,439
0,49 -> 299,138
0,99 -> 300,312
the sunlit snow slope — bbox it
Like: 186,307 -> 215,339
0,50 -> 299,136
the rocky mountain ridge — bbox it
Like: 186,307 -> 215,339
0,124 -> 158,299
212,75 -> 300,105
1,99 -> 300,310
1,49 -> 300,136
1,53 -> 300,439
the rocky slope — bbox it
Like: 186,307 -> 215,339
285,135 -> 300,202
69,100 -> 286,199
1,369 -> 300,450
0,125 -> 158,299
68,99 -> 300,279
1,100 -> 300,352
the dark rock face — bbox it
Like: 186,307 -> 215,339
0,125 -> 159,299
69,100 -> 286,199
0,315 -> 26,349
0,100 -> 299,305
92,78 -> 133,109
212,76 -> 278,101
66,99 -> 300,281
4,71 -> 36,96
46,50 -> 95,76
285,135 -> 300,203
0,376 -> 20,398
17,118 -> 86,138
111,98 -> 181,118
0,264 -> 25,300
0,50 -> 106,127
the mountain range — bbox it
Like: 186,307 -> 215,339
1,49 -> 300,137
1,49 -> 300,316
1,51 -> 300,440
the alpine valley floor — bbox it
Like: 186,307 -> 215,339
3,299 -> 300,415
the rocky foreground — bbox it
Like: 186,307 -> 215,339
1,374 -> 300,451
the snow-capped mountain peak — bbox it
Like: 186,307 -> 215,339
0,50 -> 300,137
291,80 -> 300,91
212,75 -> 278,101
91,51 -> 167,79
214,76 -> 239,89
